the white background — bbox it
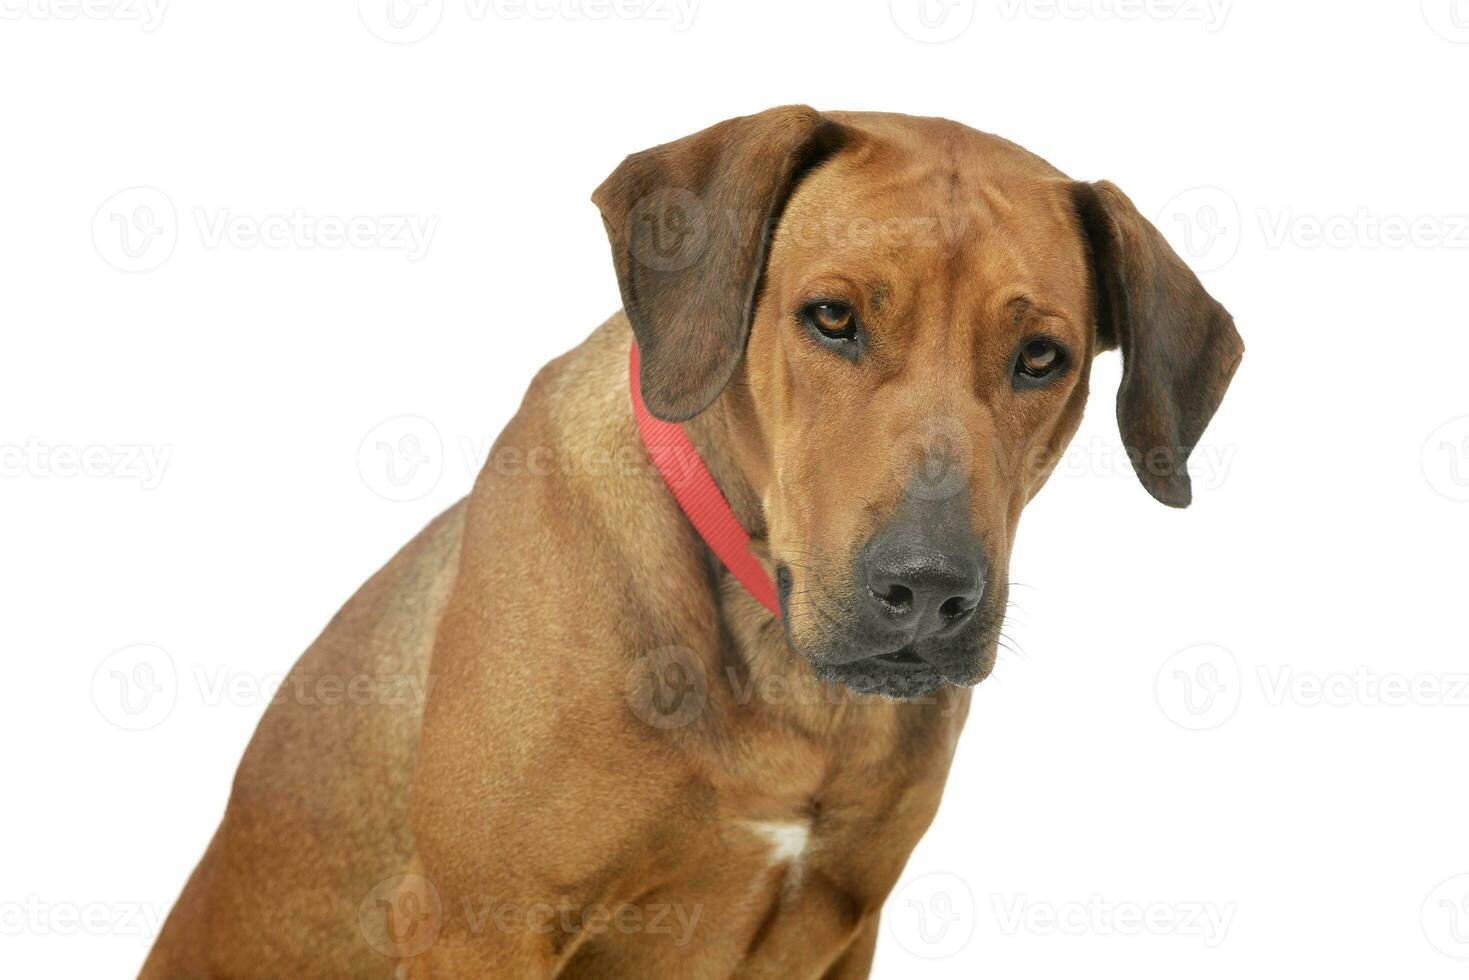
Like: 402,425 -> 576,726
3,1 -> 1468,977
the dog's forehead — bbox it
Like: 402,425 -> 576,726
792,113 -> 1074,233
771,114 -> 1089,314
825,110 -> 1066,174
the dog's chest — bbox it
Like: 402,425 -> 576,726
560,675 -> 967,975
700,701 -> 960,904
740,818 -> 814,871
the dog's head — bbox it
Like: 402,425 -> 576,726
594,107 -> 1242,699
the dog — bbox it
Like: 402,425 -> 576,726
140,106 -> 1241,979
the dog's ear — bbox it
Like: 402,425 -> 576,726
592,105 -> 849,421
1072,180 -> 1244,508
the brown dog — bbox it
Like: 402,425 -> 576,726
140,106 -> 1241,979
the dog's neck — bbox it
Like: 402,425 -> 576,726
679,374 -> 769,544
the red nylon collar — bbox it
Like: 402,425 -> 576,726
629,342 -> 782,618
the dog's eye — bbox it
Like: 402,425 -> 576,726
804,301 -> 858,341
1014,338 -> 1066,382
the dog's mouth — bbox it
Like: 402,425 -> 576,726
805,637 -> 994,700
810,651 -> 948,700
774,562 -> 1001,700
869,645 -> 926,669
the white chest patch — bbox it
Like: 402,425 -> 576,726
744,820 -> 811,869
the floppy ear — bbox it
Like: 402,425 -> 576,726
1073,180 -> 1244,508
592,105 -> 849,421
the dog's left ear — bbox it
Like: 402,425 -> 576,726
1072,180 -> 1244,508
592,106 -> 849,421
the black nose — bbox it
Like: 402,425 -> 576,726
864,546 -> 984,638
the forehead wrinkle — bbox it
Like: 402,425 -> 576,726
984,191 -> 1093,329
941,243 -> 1031,383
975,179 -> 1016,222
868,281 -> 891,313
937,145 -> 985,389
832,137 -> 978,215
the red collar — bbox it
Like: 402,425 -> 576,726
629,342 -> 782,618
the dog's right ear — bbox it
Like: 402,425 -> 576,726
592,106 -> 849,422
